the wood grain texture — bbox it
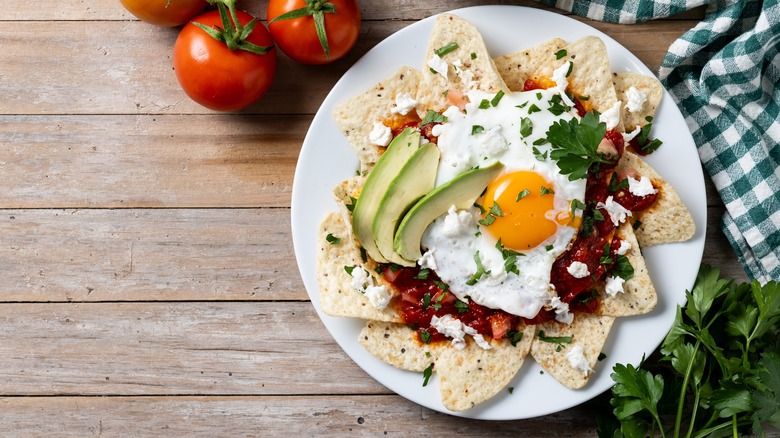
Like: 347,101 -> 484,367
0,115 -> 301,208
0,20 -> 695,116
0,395 -> 601,437
0,302 -> 390,395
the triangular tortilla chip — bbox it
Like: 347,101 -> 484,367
415,13 -> 508,115
531,36 -> 623,130
435,325 -> 534,411
333,66 -> 421,170
531,314 -> 614,389
597,222 -> 657,317
618,151 -> 696,246
358,321 -> 433,372
494,38 -> 567,91
317,209 -> 401,323
613,72 -> 664,131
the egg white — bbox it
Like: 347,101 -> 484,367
421,89 -> 586,318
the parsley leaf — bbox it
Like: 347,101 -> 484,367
495,238 -> 523,275
555,49 -> 567,59
537,331 -> 572,351
540,186 -> 554,196
516,189 -> 531,202
415,269 -> 430,280
466,251 -> 490,285
471,125 -> 484,135
520,117 -> 533,138
325,233 -> 341,244
505,330 -> 524,347
546,111 -> 612,180
478,99 -> 491,109
344,266 -> 355,276
420,329 -> 432,344
420,110 -> 447,125
528,103 -> 541,114
422,363 -> 434,387
454,300 -> 469,314
634,116 -> 663,154
491,90 -> 505,107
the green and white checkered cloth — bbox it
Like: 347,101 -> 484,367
540,0 -> 780,282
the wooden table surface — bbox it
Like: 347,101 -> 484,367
0,1 -> 750,436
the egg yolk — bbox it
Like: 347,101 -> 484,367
481,171 -> 561,251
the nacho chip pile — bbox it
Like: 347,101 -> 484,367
318,13 -> 695,411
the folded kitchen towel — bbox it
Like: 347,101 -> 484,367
540,0 -> 780,282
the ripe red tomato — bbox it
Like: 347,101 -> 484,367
267,0 -> 360,65
173,10 -> 277,111
120,0 -> 208,27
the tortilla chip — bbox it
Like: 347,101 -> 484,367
597,222 -> 657,317
358,321 -> 433,372
333,66 -> 421,170
619,151 -> 696,246
317,211 -> 401,322
494,38 -> 567,91
531,314 -> 614,389
435,325 -> 534,411
532,36 -> 622,130
415,13 -> 508,116
613,72 -> 664,131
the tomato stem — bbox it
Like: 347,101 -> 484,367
193,0 -> 273,55
269,0 -> 337,58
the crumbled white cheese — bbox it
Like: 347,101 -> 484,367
566,344 -> 593,376
427,54 -> 448,77
605,275 -> 626,297
549,296 -> 573,325
418,249 -> 438,270
391,92 -> 417,115
599,101 -> 622,130
452,60 -> 477,90
351,266 -> 371,292
617,240 -> 632,256
551,61 -> 576,107
365,285 -> 392,309
430,314 -> 467,350
622,126 -> 641,143
628,176 -> 658,197
567,261 -> 590,279
464,325 -> 492,350
597,196 -> 633,226
625,86 -> 647,113
476,125 -> 509,156
442,206 -> 475,237
368,122 -> 392,147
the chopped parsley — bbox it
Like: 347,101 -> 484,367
491,90 -> 505,107
360,247 -> 367,263
516,101 -> 529,109
546,111 -> 612,180
454,300 -> 469,314
479,202 -> 503,226
508,387 -> 514,394
434,42 -> 459,57
325,233 -> 341,244
579,95 -> 590,101
635,116 -> 664,154
540,186 -> 555,196
532,137 -> 548,146
545,244 -> 554,251
608,173 -> 630,192
598,352 -> 607,361
478,99 -> 491,109
613,254 -> 635,280
593,209 -> 605,222
429,67 -> 438,75
566,61 -> 574,77
528,103 -> 541,114
532,146 -> 548,161
537,330 -> 573,351
422,363 -> 434,386
420,110 -> 447,125
516,188 -> 531,201
599,242 -> 613,265
633,219 -> 642,230
536,92 -> 543,100
496,238 -> 523,275
505,330 -> 524,347
571,198 -> 586,216
420,329 -> 432,344
344,265 -> 355,276
548,94 -> 571,116
471,125 -> 485,135
422,292 -> 432,311
433,280 -> 450,292
520,117 -> 533,137
555,49 -> 567,60
466,251 -> 490,285
470,52 -> 477,60
415,269 -> 430,280
346,196 -> 357,212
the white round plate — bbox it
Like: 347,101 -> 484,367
291,5 -> 706,420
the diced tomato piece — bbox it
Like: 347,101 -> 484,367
488,313 -> 514,339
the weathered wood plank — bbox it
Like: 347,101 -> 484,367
0,208 -> 302,302
0,0 -> 705,22
0,20 -> 694,115
0,205 -> 745,303
0,395 -> 601,437
0,302 -> 389,395
0,115 -> 302,208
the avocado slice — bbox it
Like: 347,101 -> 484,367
373,143 -> 440,266
393,162 -> 505,262
352,128 -> 421,263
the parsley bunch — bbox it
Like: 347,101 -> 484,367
597,266 -> 780,438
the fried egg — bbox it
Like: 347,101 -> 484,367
421,89 -> 585,318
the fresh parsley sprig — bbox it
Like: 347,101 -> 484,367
598,265 -> 780,438
546,112 -> 613,181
